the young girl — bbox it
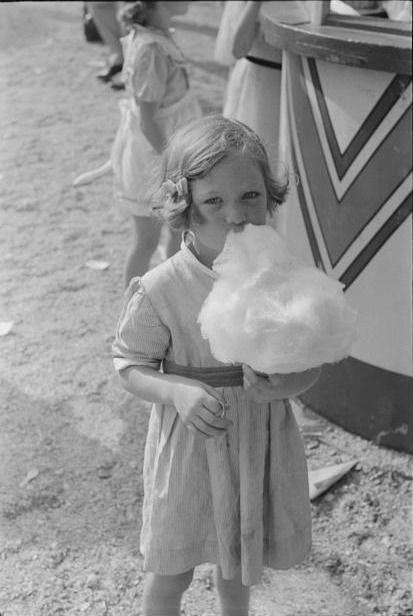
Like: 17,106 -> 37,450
115,0 -> 203,284
112,115 -> 320,616
76,1 -> 202,285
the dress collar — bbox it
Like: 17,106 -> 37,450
180,234 -> 218,280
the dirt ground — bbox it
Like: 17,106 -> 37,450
0,2 -> 412,615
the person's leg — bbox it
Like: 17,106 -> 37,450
214,566 -> 250,616
87,2 -> 123,71
124,215 -> 162,286
142,569 -> 194,616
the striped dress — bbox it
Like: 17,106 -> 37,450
112,241 -> 311,586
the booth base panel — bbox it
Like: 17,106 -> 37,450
300,357 -> 413,454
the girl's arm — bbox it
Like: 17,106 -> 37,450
119,365 -> 232,438
139,101 -> 166,153
242,364 -> 321,403
232,0 -> 263,59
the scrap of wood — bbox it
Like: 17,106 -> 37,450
85,260 -> 109,271
0,321 -> 14,336
308,460 -> 358,500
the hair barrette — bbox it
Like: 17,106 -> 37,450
161,177 -> 188,200
175,177 -> 188,198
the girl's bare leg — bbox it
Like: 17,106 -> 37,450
215,566 -> 250,616
142,569 -> 194,616
124,215 -> 162,286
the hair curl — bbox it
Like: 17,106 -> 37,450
150,115 -> 289,231
118,1 -> 157,29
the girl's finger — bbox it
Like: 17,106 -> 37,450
243,365 -> 269,395
191,415 -> 227,438
186,419 -> 212,438
186,423 -> 204,438
242,365 -> 282,402
199,387 -> 229,417
202,398 -> 229,418
200,406 -> 231,428
242,364 -> 259,386
201,382 -> 228,408
243,365 -> 272,394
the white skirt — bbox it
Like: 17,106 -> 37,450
111,91 -> 202,217
223,58 -> 282,172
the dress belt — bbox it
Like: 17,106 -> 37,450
163,360 -> 244,388
246,55 -> 282,70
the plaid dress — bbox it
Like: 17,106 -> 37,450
112,242 -> 311,585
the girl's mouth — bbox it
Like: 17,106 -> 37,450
230,223 -> 246,233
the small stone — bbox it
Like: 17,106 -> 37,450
97,459 -> 116,479
86,572 -> 100,590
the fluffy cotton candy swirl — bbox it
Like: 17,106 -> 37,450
198,224 -> 358,374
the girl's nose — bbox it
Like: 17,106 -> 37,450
225,201 -> 247,225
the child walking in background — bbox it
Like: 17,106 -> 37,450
112,0 -> 202,284
112,115 -> 320,616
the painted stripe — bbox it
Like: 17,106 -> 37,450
290,135 -> 325,271
340,196 -> 412,289
308,59 -> 411,179
287,70 -> 330,273
289,55 -> 412,265
300,356 -> 413,454
303,59 -> 412,200
334,174 -> 412,279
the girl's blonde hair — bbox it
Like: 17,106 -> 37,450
118,1 -> 157,30
151,115 -> 289,230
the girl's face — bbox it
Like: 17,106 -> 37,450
189,152 -> 268,266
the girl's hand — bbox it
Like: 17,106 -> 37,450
172,381 -> 232,439
232,0 -> 264,59
242,364 -> 321,403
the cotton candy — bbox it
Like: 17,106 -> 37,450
198,224 -> 358,374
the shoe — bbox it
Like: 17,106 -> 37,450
110,79 -> 125,91
97,63 -> 123,83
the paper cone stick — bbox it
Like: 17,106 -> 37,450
0,321 -> 14,336
308,460 -> 357,500
85,260 -> 109,271
73,160 -> 111,187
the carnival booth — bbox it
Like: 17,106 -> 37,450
260,1 -> 412,453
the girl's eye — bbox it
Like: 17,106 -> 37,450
243,191 -> 259,200
205,197 -> 222,206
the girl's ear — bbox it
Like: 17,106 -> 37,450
183,229 -> 200,256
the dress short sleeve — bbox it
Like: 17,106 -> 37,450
112,278 -> 170,372
131,42 -> 168,103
